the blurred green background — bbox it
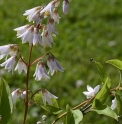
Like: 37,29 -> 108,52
0,0 -> 122,123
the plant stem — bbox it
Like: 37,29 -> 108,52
51,97 -> 94,124
22,45 -> 33,124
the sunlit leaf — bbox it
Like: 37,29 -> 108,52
106,59 -> 122,70
92,105 -> 118,120
0,77 -> 13,124
92,77 -> 111,107
72,109 -> 83,124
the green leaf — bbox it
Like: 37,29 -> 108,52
92,105 -> 118,120
72,109 -> 83,124
92,77 -> 111,107
0,77 -> 13,124
115,93 -> 122,115
106,59 -> 122,70
33,92 -> 61,114
91,60 -> 108,83
64,105 -> 75,124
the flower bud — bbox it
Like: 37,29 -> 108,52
42,115 -> 47,121
63,0 -> 69,15
37,121 -> 42,124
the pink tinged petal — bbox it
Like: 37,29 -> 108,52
63,0 -> 70,15
87,85 -> 94,92
94,85 -> 100,94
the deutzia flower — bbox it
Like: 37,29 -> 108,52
52,8 -> 60,24
41,27 -> 54,48
40,1 -> 55,17
23,6 -> 44,24
17,25 -> 34,45
47,55 -> 64,75
41,89 -> 58,106
14,25 -> 31,37
47,18 -> 58,34
33,62 -> 50,81
0,55 -> 17,74
83,85 -> 100,99
0,44 -> 18,60
63,0 -> 70,15
33,27 -> 43,46
11,88 -> 21,108
15,58 -> 27,75
111,98 -> 117,110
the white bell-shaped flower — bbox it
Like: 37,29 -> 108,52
15,58 -> 27,75
18,25 -> 34,45
41,89 -> 58,106
111,98 -> 117,110
54,0 -> 60,7
33,27 -> 43,46
40,1 -> 55,17
83,85 -> 100,99
47,18 -> 58,34
0,55 -> 17,74
63,0 -> 70,15
23,6 -> 44,24
33,62 -> 50,81
11,88 -> 21,108
52,8 -> 60,24
14,25 -> 31,37
47,55 -> 64,75
41,27 -> 54,48
0,44 -> 18,60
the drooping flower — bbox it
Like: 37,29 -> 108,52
40,1 -> 55,17
83,85 -> 100,99
11,88 -> 21,108
41,27 -> 54,48
15,58 -> 27,75
0,55 -> 17,74
0,44 -> 18,60
111,98 -> 117,110
17,25 -> 34,45
21,90 -> 31,99
14,25 -> 31,37
52,8 -> 60,24
62,0 -> 70,15
47,18 -> 58,34
23,6 -> 44,24
41,89 -> 58,106
33,62 -> 50,81
47,54 -> 64,75
33,27 -> 43,46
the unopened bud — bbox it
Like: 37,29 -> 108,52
63,0 -> 69,15
37,121 -> 42,124
42,115 -> 47,121
21,90 -> 30,99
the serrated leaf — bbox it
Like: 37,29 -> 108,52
92,105 -> 118,120
0,77 -> 13,124
92,77 -> 111,107
92,61 -> 108,83
115,93 -> 122,115
72,109 -> 83,124
106,59 -> 122,70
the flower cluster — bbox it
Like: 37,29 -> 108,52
14,0 -> 71,47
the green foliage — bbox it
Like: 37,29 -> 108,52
0,77 -> 13,124
106,59 -> 122,70
115,93 -> 122,115
64,105 -> 83,124
92,77 -> 111,107
33,92 -> 62,114
92,105 -> 118,120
